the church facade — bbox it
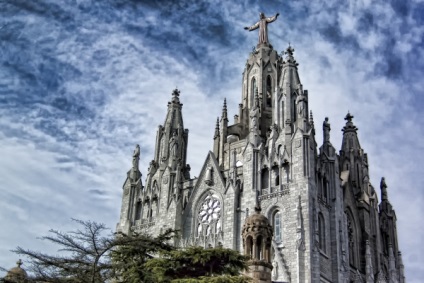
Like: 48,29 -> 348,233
117,15 -> 405,283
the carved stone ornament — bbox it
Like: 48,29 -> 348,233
197,193 -> 221,237
163,176 -> 169,184
296,140 -> 301,148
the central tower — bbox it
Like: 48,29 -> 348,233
117,12 -> 405,283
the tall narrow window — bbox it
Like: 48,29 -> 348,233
251,77 -> 257,107
135,201 -> 142,220
143,201 -> 150,220
261,168 -> 269,193
356,163 -> 361,189
318,213 -> 326,252
266,76 -> 272,107
347,212 -> 357,267
274,211 -> 282,243
323,177 -> 328,201
272,166 -> 279,187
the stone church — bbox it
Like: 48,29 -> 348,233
117,13 -> 405,283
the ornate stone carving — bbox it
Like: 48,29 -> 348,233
197,193 -> 221,237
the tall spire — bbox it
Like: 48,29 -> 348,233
171,88 -> 180,103
214,117 -> 220,138
130,144 -> 141,182
323,117 -> 331,144
342,112 -> 358,134
365,240 -> 374,283
309,110 -> 315,135
222,98 -> 228,120
380,177 -> 389,201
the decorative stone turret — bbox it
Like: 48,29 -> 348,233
242,206 -> 273,283
2,259 -> 28,283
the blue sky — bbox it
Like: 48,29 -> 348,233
1,0 -> 423,281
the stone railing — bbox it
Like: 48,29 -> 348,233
259,184 -> 290,200
131,218 -> 155,231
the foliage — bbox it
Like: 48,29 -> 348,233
145,246 -> 251,283
12,219 -> 176,283
111,229 -> 175,283
13,219 -> 114,283
12,220 -> 250,283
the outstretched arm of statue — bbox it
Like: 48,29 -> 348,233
266,13 -> 279,23
244,21 -> 259,31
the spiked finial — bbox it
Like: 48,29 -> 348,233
380,177 -> 388,201
222,98 -> 228,120
171,88 -> 181,103
214,117 -> 220,138
342,111 -> 358,133
16,259 -> 22,268
172,88 -> 180,96
345,111 -> 354,122
285,44 -> 295,56
309,110 -> 315,134
323,117 -> 331,143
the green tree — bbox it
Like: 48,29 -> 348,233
111,230 -> 175,283
144,246 -> 251,283
12,220 -> 250,283
12,219 -> 175,283
13,219 -> 114,283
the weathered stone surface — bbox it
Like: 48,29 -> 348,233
116,20 -> 404,283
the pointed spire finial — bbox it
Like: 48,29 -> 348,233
285,44 -> 295,56
17,259 -> 22,268
342,111 -> 358,133
132,144 -> 140,168
323,117 -> 331,143
222,98 -> 228,119
171,88 -> 181,103
172,88 -> 180,97
380,177 -> 388,201
345,111 -> 354,122
214,117 -> 220,138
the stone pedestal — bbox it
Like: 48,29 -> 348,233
245,260 -> 273,283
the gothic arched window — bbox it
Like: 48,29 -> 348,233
197,193 -> 221,237
143,200 -> 150,220
135,201 -> 142,220
292,93 -> 297,122
261,168 -> 269,193
266,75 -> 272,107
251,77 -> 257,107
272,166 -> 279,187
347,210 -> 358,267
318,213 -> 326,252
323,177 -> 328,201
273,211 -> 282,243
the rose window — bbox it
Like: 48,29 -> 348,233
197,194 -> 221,236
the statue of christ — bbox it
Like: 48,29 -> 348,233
244,12 -> 279,45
